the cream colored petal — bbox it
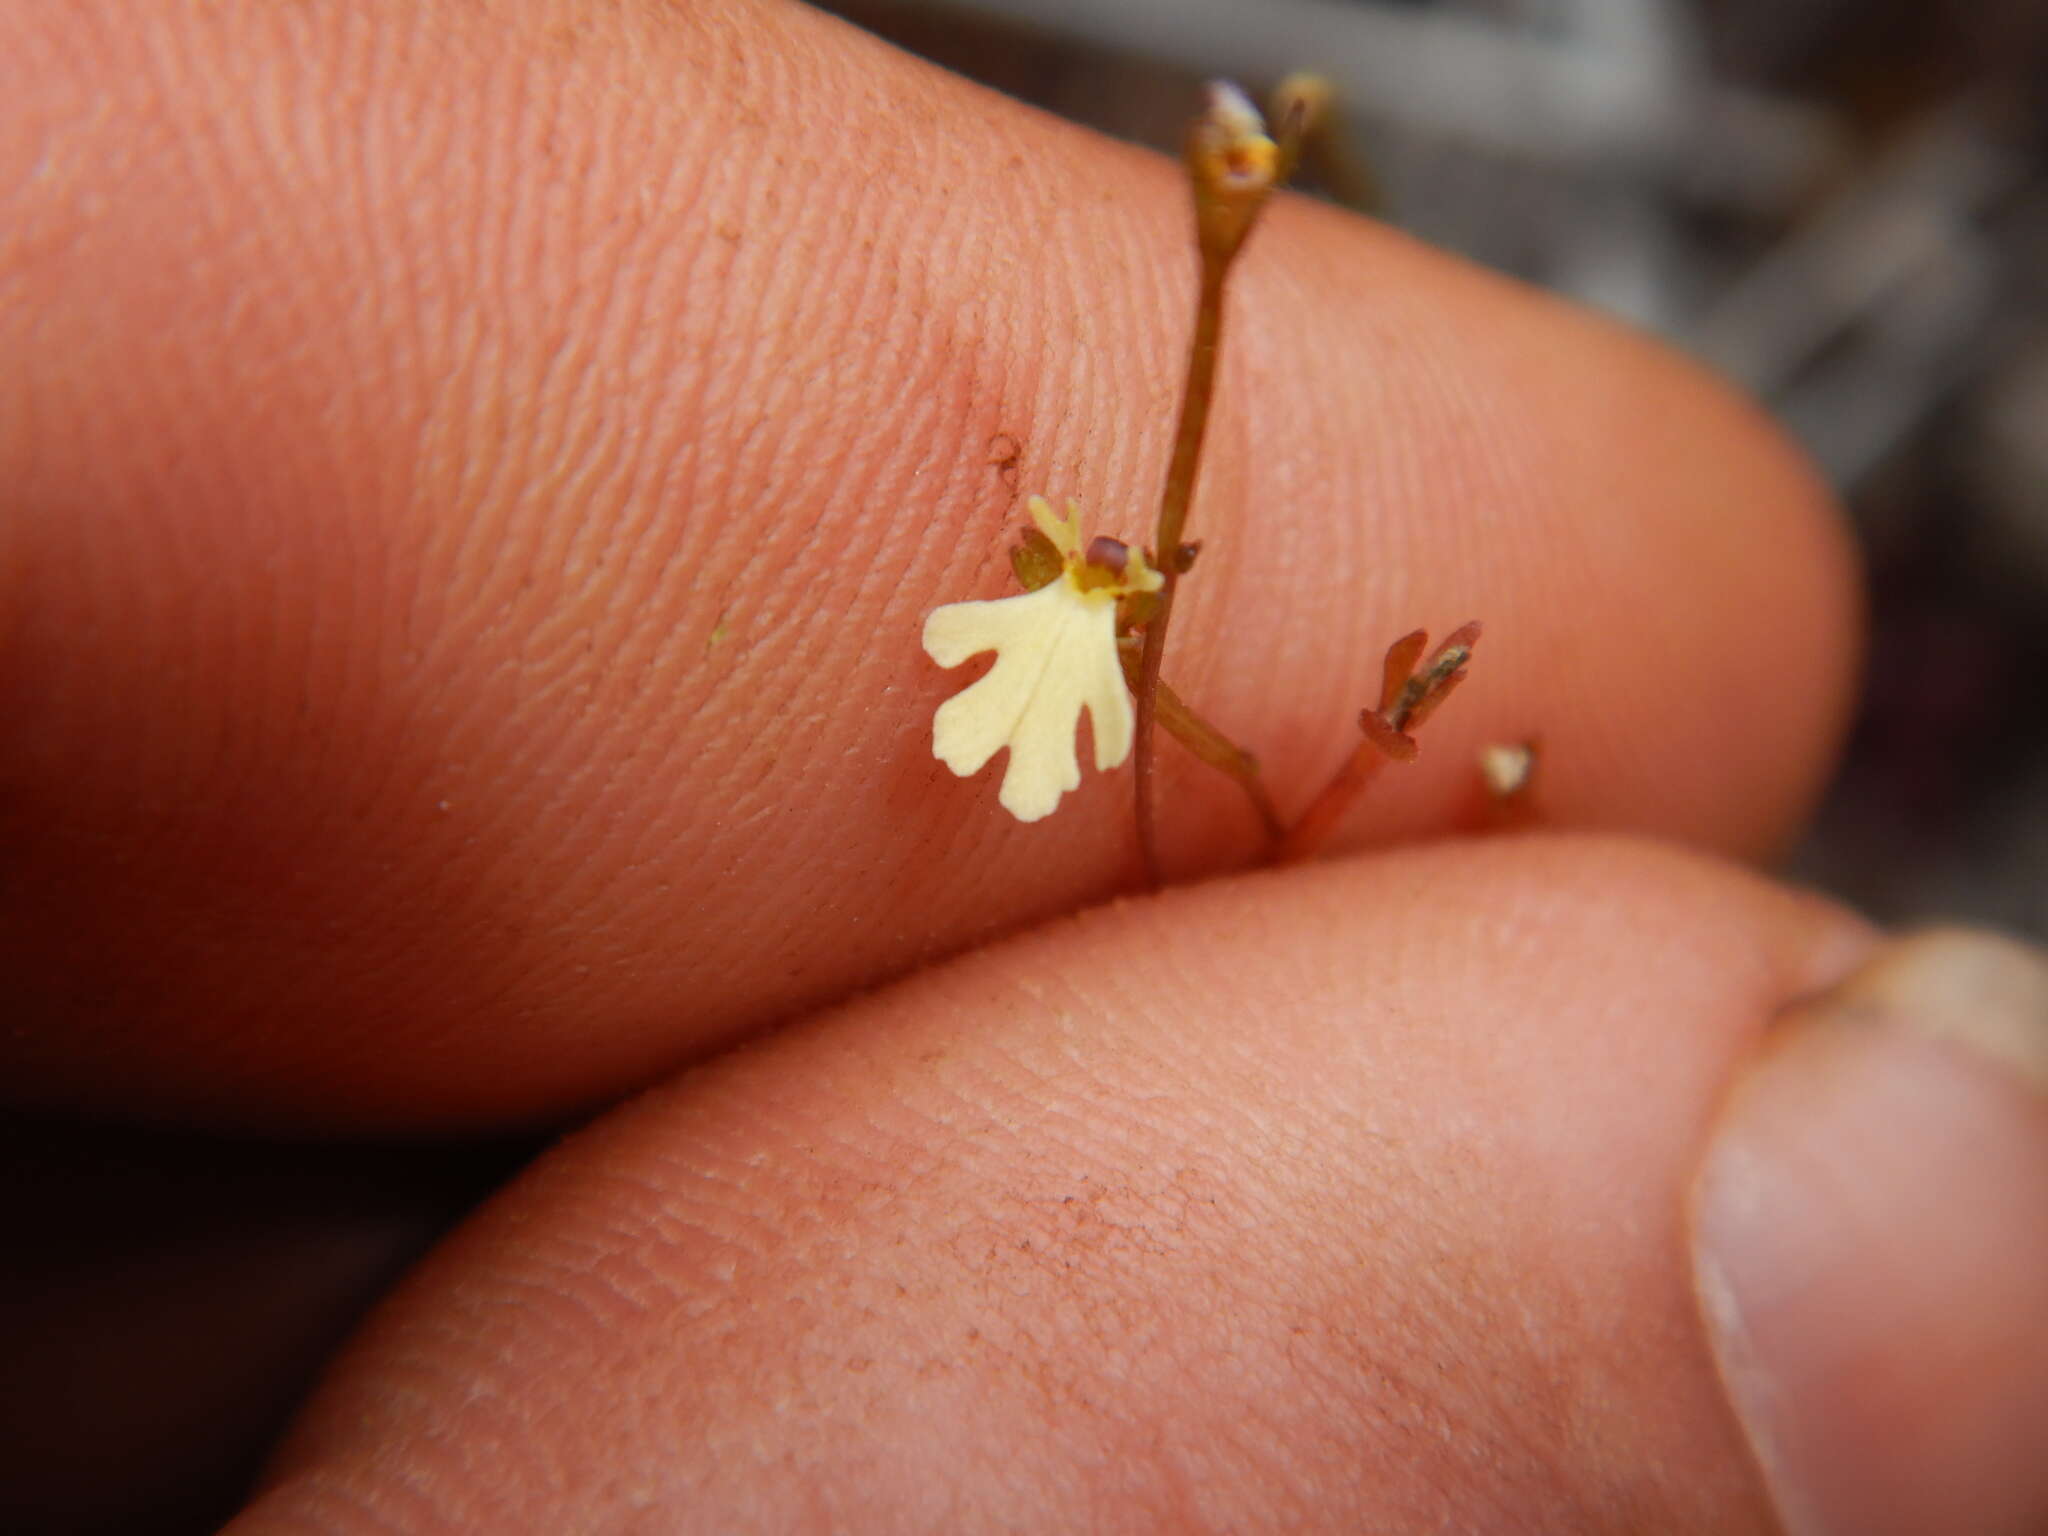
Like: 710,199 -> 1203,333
997,654 -> 1086,822
998,594 -> 1125,819
924,574 -> 1135,822
922,589 -> 1048,669
933,668 -> 1020,776
927,583 -> 1071,778
1027,495 -> 1084,560
1076,607 -> 1136,771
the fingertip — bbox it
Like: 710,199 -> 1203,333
234,835 -> 1874,1532
1692,930 -> 2048,1536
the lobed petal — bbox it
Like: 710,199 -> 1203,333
927,583 -> 1071,783
997,674 -> 1085,822
923,523 -> 1144,822
995,592 -> 1120,820
1075,605 -> 1136,771
922,590 -> 1047,669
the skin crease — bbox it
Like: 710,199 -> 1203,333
227,837 -> 1876,1536
0,0 -> 1860,1132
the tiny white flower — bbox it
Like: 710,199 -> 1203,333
923,497 -> 1165,822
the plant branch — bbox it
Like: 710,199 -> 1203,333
1120,643 -> 1285,843
1133,85 -> 1285,887
1276,623 -> 1480,863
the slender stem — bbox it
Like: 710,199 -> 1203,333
1276,742 -> 1392,864
1154,257 -> 1232,567
1122,646 -> 1285,843
1130,83 -> 1287,885
1134,252 -> 1231,885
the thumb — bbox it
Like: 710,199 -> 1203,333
1691,930 -> 2048,1536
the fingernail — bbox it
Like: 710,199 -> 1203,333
1692,928 -> 2048,1536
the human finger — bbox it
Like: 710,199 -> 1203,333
223,835 -> 2004,1535
0,0 -> 1858,1129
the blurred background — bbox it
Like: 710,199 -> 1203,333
817,0 -> 2048,939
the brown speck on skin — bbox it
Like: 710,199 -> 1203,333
987,431 -> 1023,493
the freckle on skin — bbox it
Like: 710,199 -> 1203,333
987,432 -> 1023,491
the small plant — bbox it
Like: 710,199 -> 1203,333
923,80 -> 1481,885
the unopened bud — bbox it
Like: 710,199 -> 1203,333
1188,81 -> 1280,259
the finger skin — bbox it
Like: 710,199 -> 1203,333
0,1 -> 1860,1128
228,835 -> 1873,1534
